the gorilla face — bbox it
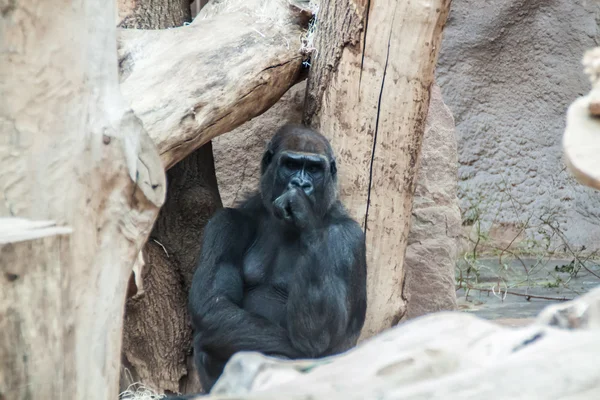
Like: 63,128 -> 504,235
273,151 -> 328,205
260,125 -> 338,224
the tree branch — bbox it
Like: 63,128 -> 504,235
118,0 -> 310,169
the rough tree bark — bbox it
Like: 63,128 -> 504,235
121,143 -> 222,394
117,0 -> 223,395
118,0 -> 191,28
0,1 -> 165,400
303,0 -> 452,340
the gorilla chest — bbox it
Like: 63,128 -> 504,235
240,239 -> 302,326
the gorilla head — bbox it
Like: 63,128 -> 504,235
259,124 -> 338,226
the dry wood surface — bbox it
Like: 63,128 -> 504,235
0,1 -> 165,399
304,0 -> 452,341
118,0 -> 310,170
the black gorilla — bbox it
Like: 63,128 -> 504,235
187,124 -> 367,392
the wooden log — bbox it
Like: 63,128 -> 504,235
0,1 -> 165,399
174,285 -> 600,399
116,0 -> 223,394
303,0 -> 452,340
121,144 -> 223,394
563,47 -> 600,190
118,0 -> 310,170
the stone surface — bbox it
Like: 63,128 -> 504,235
403,84 -> 461,320
436,0 -> 600,251
214,81 -> 461,320
213,81 -> 307,207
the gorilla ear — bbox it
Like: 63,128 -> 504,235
261,149 -> 274,174
330,160 -> 337,176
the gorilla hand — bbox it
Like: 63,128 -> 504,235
273,187 -> 317,230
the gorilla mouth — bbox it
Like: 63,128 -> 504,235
272,190 -> 307,224
272,195 -> 294,222
284,203 -> 293,219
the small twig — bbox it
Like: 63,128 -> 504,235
464,285 -> 572,302
152,239 -> 169,257
540,217 -> 600,280
497,217 -> 531,274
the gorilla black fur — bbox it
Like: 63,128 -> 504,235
183,124 -> 367,394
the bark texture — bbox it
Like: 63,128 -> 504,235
121,145 -> 223,394
118,0 -> 191,28
117,0 -> 222,394
0,1 -> 165,400
304,0 -> 452,340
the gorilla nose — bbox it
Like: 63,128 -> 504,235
289,178 -> 313,195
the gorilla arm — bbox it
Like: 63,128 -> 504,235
189,209 -> 302,360
286,219 -> 367,358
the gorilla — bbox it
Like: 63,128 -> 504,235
185,124 -> 367,393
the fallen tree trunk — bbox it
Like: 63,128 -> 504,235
0,1 -> 165,399
303,0 -> 452,340
118,0 -> 311,169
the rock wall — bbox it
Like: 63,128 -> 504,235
212,82 -> 307,207
403,84 -> 461,320
213,80 -> 460,320
436,0 -> 600,251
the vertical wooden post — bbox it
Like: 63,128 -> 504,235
304,0 -> 451,340
0,1 -> 165,399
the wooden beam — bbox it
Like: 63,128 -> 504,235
118,0 -> 310,169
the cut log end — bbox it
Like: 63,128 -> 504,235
563,96 -> 600,191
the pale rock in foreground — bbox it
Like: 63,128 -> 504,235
201,285 -> 600,399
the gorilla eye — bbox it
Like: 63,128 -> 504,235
283,159 -> 297,170
307,165 -> 322,174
